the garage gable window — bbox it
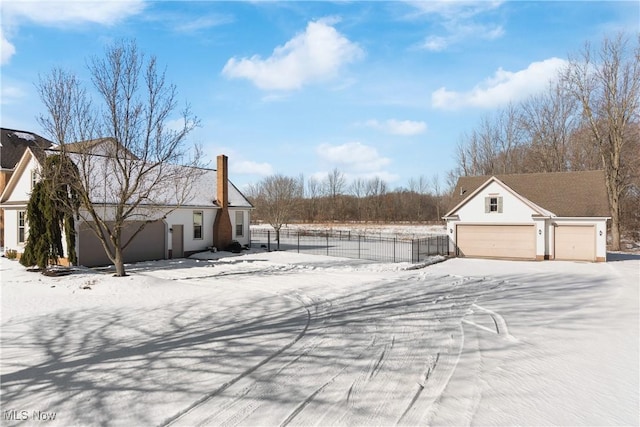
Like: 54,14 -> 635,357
485,196 -> 503,213
193,211 -> 203,239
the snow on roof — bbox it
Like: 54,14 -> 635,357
13,131 -> 36,141
44,150 -> 252,209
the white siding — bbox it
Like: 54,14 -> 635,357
3,209 -> 21,252
454,181 -> 539,223
230,209 -> 250,246
165,208 -> 217,254
4,155 -> 39,204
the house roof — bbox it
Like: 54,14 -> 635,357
57,137 -> 139,159
0,128 -> 52,170
1,145 -> 252,209
449,170 -> 610,217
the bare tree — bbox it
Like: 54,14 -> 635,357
37,40 -> 203,276
305,176 -> 322,222
324,168 -> 346,220
562,33 -> 640,250
520,81 -> 581,172
251,174 -> 301,248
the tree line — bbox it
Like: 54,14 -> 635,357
246,170 -> 448,233
249,33 -> 639,251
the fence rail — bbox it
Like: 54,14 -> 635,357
250,229 -> 449,264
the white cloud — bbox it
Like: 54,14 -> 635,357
364,119 -> 427,136
222,19 -> 364,91
0,79 -> 26,104
1,1 -> 146,65
231,160 -> 274,176
173,15 -> 232,33
317,142 -> 390,172
3,1 -> 146,26
407,1 -> 505,51
420,23 -> 504,51
407,1 -> 504,20
1,28 -> 16,65
431,57 -> 568,110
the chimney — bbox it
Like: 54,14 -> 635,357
217,154 -> 229,209
212,154 -> 233,250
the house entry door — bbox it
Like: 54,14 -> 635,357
172,225 -> 184,258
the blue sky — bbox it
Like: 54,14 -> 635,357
1,1 -> 637,191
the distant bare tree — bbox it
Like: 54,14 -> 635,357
324,168 -> 346,220
494,103 -> 526,173
431,174 -> 442,221
37,40 -> 203,276
562,33 -> 640,250
305,176 -> 322,222
251,174 -> 301,247
350,178 -> 367,221
520,82 -> 580,172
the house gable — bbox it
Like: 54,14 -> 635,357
449,170 -> 609,217
0,148 -> 40,205
445,177 -> 551,223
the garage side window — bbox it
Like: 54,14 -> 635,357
18,211 -> 26,243
235,211 -> 244,237
193,211 -> 203,239
485,196 -> 503,213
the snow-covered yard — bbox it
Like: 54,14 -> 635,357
1,249 -> 638,426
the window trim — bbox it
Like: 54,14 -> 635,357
489,197 -> 499,212
235,211 -> 244,237
193,211 -> 203,240
31,170 -> 38,190
485,196 -> 503,213
18,210 -> 26,243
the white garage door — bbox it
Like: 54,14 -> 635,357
555,225 -> 595,261
456,224 -> 536,260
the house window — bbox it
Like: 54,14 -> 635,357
18,211 -> 26,243
489,197 -> 498,212
31,170 -> 38,189
193,211 -> 203,239
235,211 -> 244,237
485,196 -> 503,213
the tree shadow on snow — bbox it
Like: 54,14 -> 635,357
0,265 -> 630,426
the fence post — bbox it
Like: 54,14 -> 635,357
267,230 -> 271,252
326,233 -> 329,256
297,231 -> 300,253
411,239 -> 416,263
358,235 -> 361,259
393,237 -> 396,263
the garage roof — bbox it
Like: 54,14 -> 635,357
449,170 -> 610,217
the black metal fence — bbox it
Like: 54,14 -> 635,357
250,229 -> 449,263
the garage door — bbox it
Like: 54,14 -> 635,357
78,220 -> 166,267
456,224 -> 535,260
555,225 -> 595,261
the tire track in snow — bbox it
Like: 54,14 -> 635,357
167,274 -> 491,427
160,296 -> 313,427
295,275 -> 484,427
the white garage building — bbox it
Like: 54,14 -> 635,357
444,171 -> 610,262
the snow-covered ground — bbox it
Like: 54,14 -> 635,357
1,249 -> 638,426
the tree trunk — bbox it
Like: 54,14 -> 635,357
607,179 -> 621,251
114,246 -> 127,276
